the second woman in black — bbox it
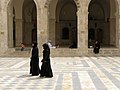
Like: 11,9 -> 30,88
40,43 -> 53,78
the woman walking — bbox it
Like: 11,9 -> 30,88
30,41 -> 40,76
40,43 -> 53,78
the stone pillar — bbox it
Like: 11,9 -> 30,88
49,19 -> 56,45
8,12 -> 14,48
77,1 -> 89,54
38,6 -> 49,56
48,0 -> 57,45
109,18 -> 116,46
118,1 -> 120,48
15,19 -> 23,46
0,9 -> 8,54
116,15 -> 120,48
118,9 -> 120,48
12,0 -> 24,47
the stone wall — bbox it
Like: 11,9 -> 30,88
0,0 -> 120,57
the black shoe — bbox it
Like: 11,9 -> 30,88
46,76 -> 53,78
32,74 -> 39,76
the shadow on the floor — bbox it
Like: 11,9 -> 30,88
17,74 -> 51,80
17,74 -> 33,78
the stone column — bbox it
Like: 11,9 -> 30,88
8,9 -> 14,48
49,18 -> 56,45
38,6 -> 49,56
116,15 -> 120,48
77,0 -> 89,54
12,0 -> 24,47
48,0 -> 57,45
118,10 -> 120,48
15,19 -> 23,46
118,1 -> 120,48
0,8 -> 8,54
109,18 -> 116,46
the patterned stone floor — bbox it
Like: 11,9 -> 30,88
0,56 -> 119,90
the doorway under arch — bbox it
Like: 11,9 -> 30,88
49,0 -> 77,48
22,0 -> 37,46
7,0 -> 37,48
88,0 -> 118,48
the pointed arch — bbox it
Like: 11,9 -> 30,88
44,0 -> 80,9
22,0 -> 37,46
7,0 -> 38,47
88,0 -> 119,48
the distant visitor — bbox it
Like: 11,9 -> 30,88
93,41 -> 100,54
21,43 -> 25,51
47,40 -> 56,48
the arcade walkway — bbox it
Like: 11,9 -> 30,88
0,56 -> 119,90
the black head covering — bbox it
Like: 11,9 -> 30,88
33,41 -> 38,47
42,43 -> 49,50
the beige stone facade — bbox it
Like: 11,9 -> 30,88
0,0 -> 120,56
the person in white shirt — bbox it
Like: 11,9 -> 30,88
47,40 -> 56,48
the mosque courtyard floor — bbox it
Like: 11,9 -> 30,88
0,56 -> 119,90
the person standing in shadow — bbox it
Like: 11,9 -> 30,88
93,40 -> 100,54
30,41 -> 40,76
21,43 -> 25,51
40,43 -> 53,78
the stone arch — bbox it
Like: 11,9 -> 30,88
46,0 -> 78,48
57,1 -> 77,47
7,0 -> 38,48
88,1 -> 105,46
88,2 -> 105,20
31,0 -> 41,13
6,0 -> 39,10
88,0 -> 119,47
22,0 -> 37,46
44,0 -> 80,9
32,0 -> 39,8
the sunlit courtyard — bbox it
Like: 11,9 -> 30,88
0,56 -> 119,90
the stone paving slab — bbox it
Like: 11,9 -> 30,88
0,57 -> 119,90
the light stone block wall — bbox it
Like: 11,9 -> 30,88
0,2 -> 8,54
0,0 -> 120,57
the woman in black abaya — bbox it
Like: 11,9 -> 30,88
40,43 -> 53,78
30,42 -> 40,76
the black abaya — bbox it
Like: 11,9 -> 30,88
30,46 -> 40,76
40,44 -> 53,77
93,42 -> 100,54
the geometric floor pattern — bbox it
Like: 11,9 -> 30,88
0,57 -> 119,90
